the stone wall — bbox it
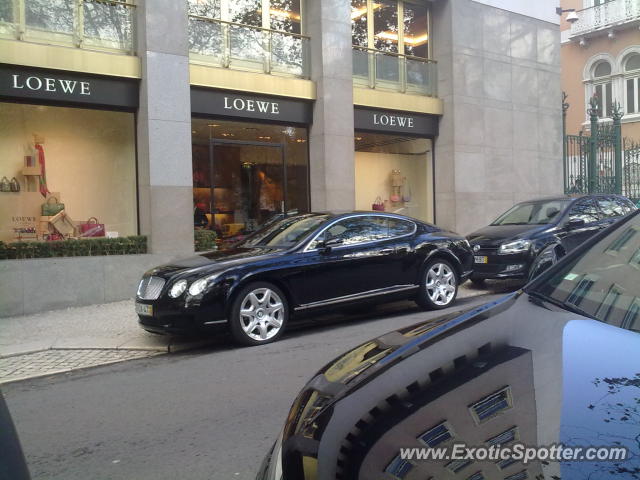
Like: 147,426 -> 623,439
433,0 -> 563,234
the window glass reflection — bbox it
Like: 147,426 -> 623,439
229,0 -> 261,26
403,2 -> 428,58
187,0 -> 221,18
270,0 -> 301,34
351,0 -> 368,47
374,0 -> 398,53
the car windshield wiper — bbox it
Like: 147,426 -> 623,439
526,290 -> 594,319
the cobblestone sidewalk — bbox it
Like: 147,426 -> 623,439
0,349 -> 161,385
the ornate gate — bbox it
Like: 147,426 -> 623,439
563,94 -> 640,203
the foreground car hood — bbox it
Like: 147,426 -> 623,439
467,224 -> 548,246
275,292 -> 640,480
146,247 -> 284,277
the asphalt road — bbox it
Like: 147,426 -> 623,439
3,294 -> 504,480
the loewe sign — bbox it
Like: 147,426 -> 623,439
373,113 -> 414,128
191,88 -> 312,125
355,107 -> 439,137
0,66 -> 139,109
224,96 -> 280,115
11,74 -> 91,96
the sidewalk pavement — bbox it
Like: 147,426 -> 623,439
0,280 -> 521,384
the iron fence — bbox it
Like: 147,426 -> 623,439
563,95 -> 640,203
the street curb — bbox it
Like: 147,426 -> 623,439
0,351 -> 163,386
0,339 -> 221,359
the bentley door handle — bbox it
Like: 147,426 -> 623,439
380,248 -> 395,255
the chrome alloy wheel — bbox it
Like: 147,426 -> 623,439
239,288 -> 284,341
426,263 -> 456,306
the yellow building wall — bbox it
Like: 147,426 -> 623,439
561,26 -> 640,139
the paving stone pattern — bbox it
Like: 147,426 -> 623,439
0,349 -> 160,384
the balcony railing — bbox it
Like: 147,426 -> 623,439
352,46 -> 438,97
570,0 -> 640,37
0,0 -> 136,53
188,16 -> 310,79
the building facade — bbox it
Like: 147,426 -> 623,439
0,0 -> 562,316
560,0 -> 640,138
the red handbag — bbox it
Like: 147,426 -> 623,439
79,217 -> 105,237
372,196 -> 385,211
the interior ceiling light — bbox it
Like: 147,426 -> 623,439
208,124 -> 220,127
376,31 -> 428,46
351,3 -> 382,20
296,139 -> 306,143
269,8 -> 301,21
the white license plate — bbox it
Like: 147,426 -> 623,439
135,303 -> 153,316
474,255 -> 488,264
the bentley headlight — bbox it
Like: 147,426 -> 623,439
188,278 -> 209,296
168,279 -> 188,298
498,239 -> 531,254
187,273 -> 222,297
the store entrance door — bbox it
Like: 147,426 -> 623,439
208,139 -> 286,238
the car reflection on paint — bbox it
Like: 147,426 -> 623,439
135,212 -> 473,346
258,210 -> 640,480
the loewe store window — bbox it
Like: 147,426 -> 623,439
0,66 -> 138,244
354,107 -> 438,223
191,89 -> 311,241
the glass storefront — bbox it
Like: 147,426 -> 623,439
191,118 -> 309,241
0,102 -> 137,243
354,132 -> 434,223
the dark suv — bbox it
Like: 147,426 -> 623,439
466,194 -> 636,283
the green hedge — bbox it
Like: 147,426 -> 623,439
0,236 -> 147,260
194,230 -> 218,252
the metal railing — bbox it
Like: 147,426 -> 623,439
188,16 -> 310,79
570,0 -> 640,37
0,0 -> 136,53
352,45 -> 438,97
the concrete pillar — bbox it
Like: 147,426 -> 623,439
306,0 -> 355,212
136,0 -> 194,255
432,0 -> 563,234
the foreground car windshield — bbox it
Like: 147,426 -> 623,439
238,214 -> 330,248
492,199 -> 570,225
528,212 -> 640,330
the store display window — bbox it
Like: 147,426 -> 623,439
191,118 -> 309,243
354,132 -> 434,223
0,102 -> 137,243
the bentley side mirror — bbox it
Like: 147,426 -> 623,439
565,218 -> 585,230
319,237 -> 343,252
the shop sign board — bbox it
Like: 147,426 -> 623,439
0,65 -> 139,109
354,106 -> 439,137
191,88 -> 312,125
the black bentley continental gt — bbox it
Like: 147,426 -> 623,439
135,212 -> 473,345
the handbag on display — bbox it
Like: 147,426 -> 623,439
9,177 -> 20,192
79,217 -> 106,237
0,177 -> 10,192
402,180 -> 412,202
42,196 -> 65,216
372,196 -> 385,211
